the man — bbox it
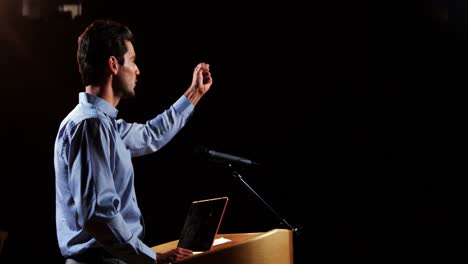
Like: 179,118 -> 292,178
54,19 -> 212,264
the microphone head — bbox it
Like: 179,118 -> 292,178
193,145 -> 223,163
193,145 -> 260,168
193,145 -> 209,156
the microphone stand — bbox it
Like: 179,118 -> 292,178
228,164 -> 301,237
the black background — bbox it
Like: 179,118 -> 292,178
0,1 -> 458,263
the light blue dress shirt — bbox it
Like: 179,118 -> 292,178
54,92 -> 194,263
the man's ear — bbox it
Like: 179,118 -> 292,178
108,56 -> 119,75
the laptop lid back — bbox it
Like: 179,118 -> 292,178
177,196 -> 229,252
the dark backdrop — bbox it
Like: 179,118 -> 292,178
0,1 -> 456,263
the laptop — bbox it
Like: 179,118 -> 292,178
177,196 -> 229,252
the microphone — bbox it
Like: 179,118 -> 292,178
194,146 -> 260,167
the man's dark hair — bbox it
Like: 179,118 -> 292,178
77,20 -> 134,86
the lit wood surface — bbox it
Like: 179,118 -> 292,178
151,228 -> 293,264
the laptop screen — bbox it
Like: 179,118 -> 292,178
177,196 -> 229,252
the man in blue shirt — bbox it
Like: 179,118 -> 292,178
54,19 -> 212,264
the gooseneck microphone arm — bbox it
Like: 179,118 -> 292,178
228,164 -> 301,236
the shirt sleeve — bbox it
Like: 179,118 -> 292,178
68,118 -> 156,263
116,95 -> 194,157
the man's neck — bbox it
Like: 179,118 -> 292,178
85,84 -> 120,107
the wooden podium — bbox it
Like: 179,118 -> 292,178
151,228 -> 293,264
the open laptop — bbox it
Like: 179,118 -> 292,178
177,196 -> 229,252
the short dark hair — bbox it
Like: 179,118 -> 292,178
77,20 -> 134,86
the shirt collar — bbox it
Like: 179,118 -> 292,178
78,92 -> 119,118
